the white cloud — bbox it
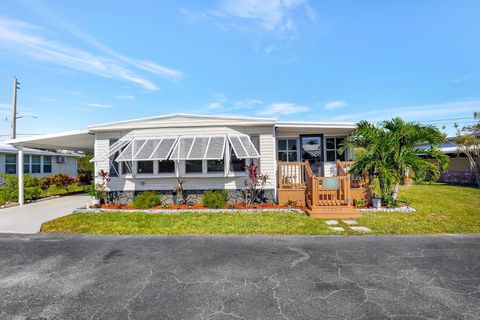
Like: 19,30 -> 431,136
0,17 -> 183,90
115,94 -> 135,100
185,0 -> 316,40
258,102 -> 309,115
208,102 -> 224,110
323,100 -> 347,110
219,0 -> 311,33
0,103 -> 11,110
85,103 -> 112,108
332,100 -> 480,122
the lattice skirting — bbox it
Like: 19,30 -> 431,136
277,188 -> 306,207
350,187 -> 371,204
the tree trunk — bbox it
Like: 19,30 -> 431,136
392,183 -> 399,202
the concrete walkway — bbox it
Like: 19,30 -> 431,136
0,194 -> 89,234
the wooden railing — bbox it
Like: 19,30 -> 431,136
278,161 -> 307,189
278,161 -> 352,209
337,160 -> 369,188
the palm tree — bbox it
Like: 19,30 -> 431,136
341,118 -> 449,202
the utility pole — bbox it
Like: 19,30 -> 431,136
11,77 -> 20,139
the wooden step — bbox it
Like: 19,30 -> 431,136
307,206 -> 361,219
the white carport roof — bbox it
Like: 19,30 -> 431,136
5,129 -> 95,152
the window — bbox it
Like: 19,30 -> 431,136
277,139 -> 298,162
5,154 -> 16,174
326,137 -> 346,162
109,139 -> 120,177
31,155 -> 41,173
230,148 -> 245,172
24,155 -> 30,174
137,161 -> 154,174
185,160 -> 202,173
158,160 -> 175,174
43,156 -> 52,173
122,161 -> 132,175
207,160 -> 224,173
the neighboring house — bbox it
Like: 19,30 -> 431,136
0,141 -> 79,177
6,114 -> 359,211
418,138 -> 476,184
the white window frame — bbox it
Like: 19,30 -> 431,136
324,136 -> 348,162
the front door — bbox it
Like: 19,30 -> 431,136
300,135 -> 324,176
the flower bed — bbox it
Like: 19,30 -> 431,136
98,202 -> 290,211
75,207 -> 305,214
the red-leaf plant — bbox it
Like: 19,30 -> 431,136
96,169 -> 111,203
243,162 -> 269,206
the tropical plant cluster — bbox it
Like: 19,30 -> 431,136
0,173 -> 87,205
341,117 -> 449,204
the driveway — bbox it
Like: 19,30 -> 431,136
0,194 -> 89,233
0,234 -> 479,319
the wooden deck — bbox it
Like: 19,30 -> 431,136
278,161 -> 369,218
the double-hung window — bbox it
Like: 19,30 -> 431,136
5,154 -> 17,174
277,139 -> 298,162
137,161 -> 154,174
31,155 -> 41,173
158,160 -> 175,174
24,155 -> 31,174
325,137 -> 346,162
43,156 -> 52,173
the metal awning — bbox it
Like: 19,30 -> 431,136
116,137 -> 178,161
170,136 -> 226,160
108,134 -> 259,162
228,135 -> 260,159
90,138 -> 133,162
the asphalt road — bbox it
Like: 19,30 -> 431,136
0,233 -> 479,320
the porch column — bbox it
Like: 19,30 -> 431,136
18,144 -> 24,205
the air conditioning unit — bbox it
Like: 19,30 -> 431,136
56,156 -> 66,164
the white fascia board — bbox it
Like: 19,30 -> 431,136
275,121 -> 357,129
87,113 -> 276,131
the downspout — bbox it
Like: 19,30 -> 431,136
17,144 -> 24,205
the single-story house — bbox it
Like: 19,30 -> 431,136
418,139 -> 477,184
0,140 -> 79,177
6,114 -> 362,212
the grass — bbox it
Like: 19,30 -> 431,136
41,183 -> 480,235
359,183 -> 480,234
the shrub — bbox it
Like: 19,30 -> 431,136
202,190 -> 228,209
353,198 -> 366,207
25,187 -> 42,201
132,191 -> 161,209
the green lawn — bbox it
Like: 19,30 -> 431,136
41,184 -> 480,235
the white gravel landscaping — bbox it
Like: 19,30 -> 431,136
358,206 -> 416,213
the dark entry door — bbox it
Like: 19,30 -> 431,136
300,135 -> 324,176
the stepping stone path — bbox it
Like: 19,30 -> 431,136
350,226 -> 371,233
323,219 -> 371,233
325,220 -> 339,225
328,227 -> 345,232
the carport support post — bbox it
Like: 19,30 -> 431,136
18,144 -> 24,205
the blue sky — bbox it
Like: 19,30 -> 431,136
0,0 -> 478,137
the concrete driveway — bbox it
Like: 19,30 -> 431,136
0,233 -> 479,319
0,194 -> 89,233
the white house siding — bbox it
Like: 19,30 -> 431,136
275,128 -> 353,177
0,153 -> 78,177
94,125 -> 276,192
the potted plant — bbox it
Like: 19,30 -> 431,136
369,177 -> 382,209
87,184 -> 102,207
403,176 -> 413,185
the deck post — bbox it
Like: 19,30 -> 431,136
17,144 -> 24,205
